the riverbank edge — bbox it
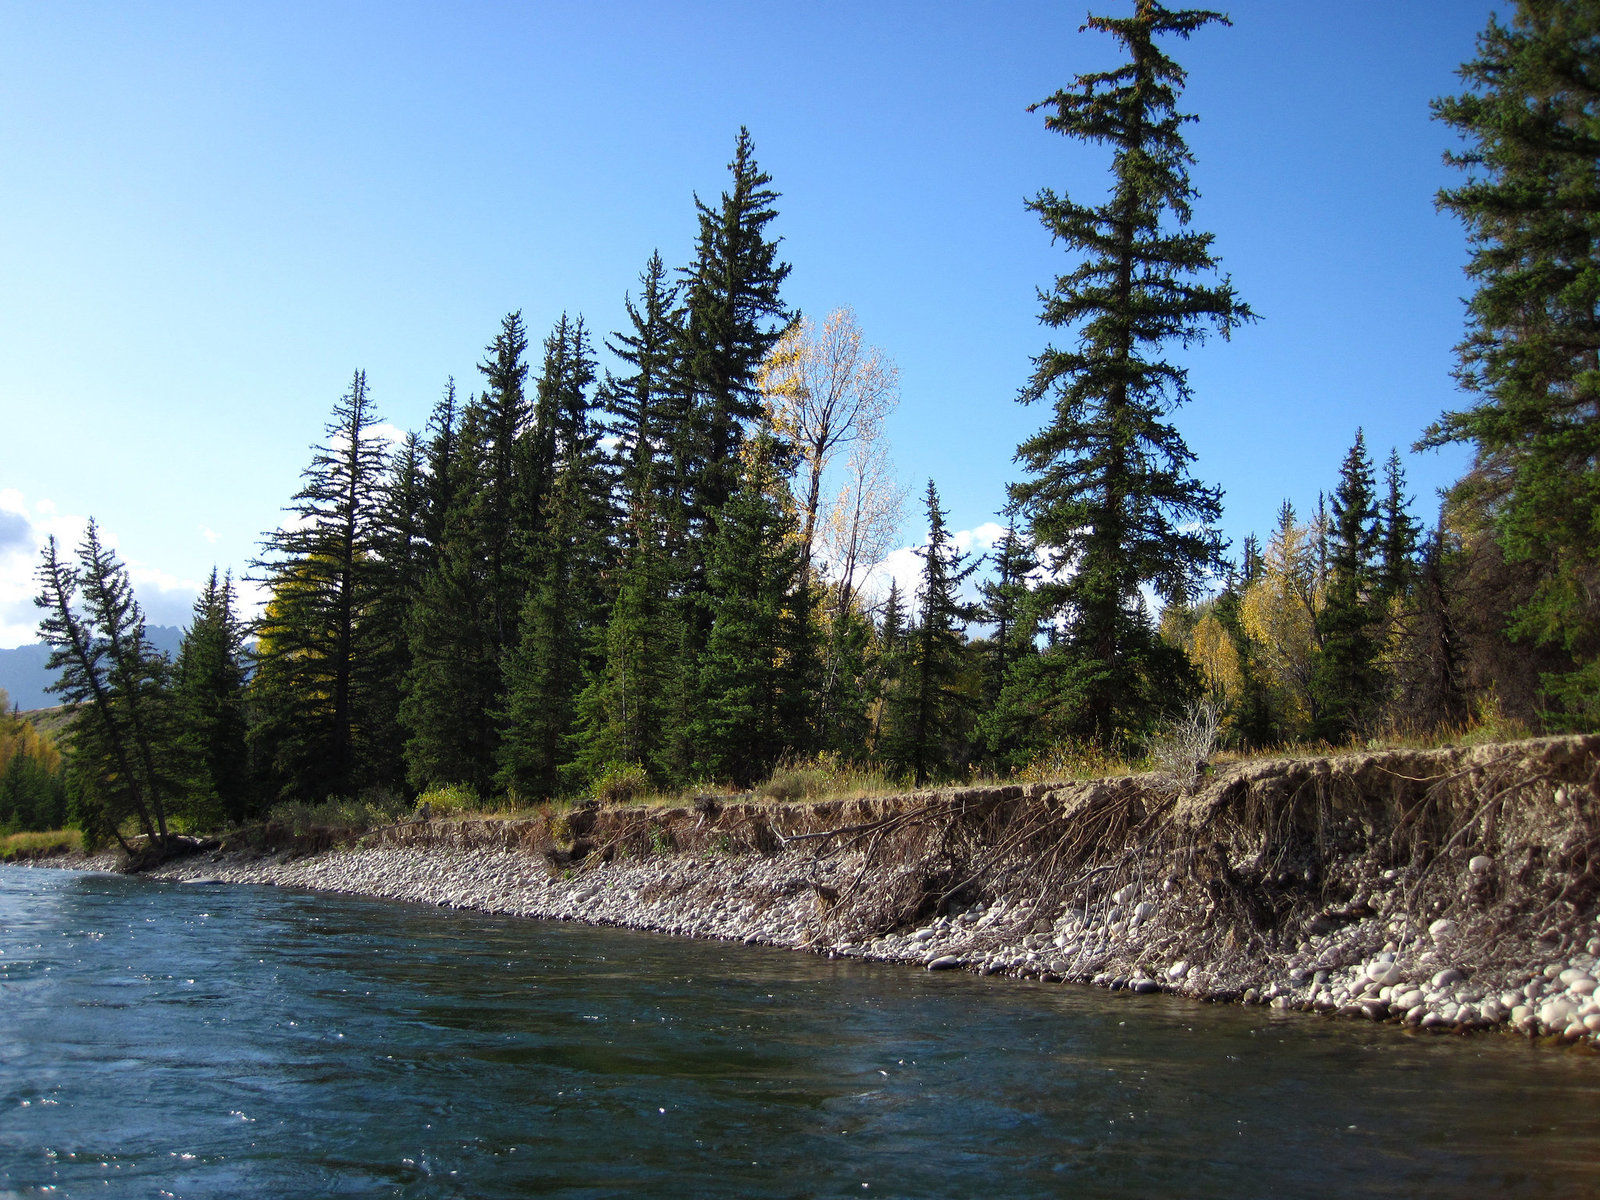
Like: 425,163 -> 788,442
22,734 -> 1600,1047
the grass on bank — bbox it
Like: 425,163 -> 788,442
57,707 -> 1549,852
0,828 -> 83,860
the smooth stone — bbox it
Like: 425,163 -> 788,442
1134,902 -> 1158,920
926,955 -> 962,971
1432,968 -> 1464,988
1131,979 -> 1160,995
1394,988 -> 1425,1010
1468,855 -> 1493,873
1428,919 -> 1458,943
1167,960 -> 1189,981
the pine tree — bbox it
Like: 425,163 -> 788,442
400,407 -> 500,795
1314,430 -> 1383,740
250,369 -> 391,801
678,127 -> 795,534
1007,2 -> 1252,751
603,251 -> 684,532
1427,0 -> 1600,724
692,434 -> 815,786
572,483 -> 679,782
497,317 -> 611,799
35,526 -> 183,848
885,482 -> 979,785
1377,448 -> 1421,601
476,313 -> 534,655
174,569 -> 252,822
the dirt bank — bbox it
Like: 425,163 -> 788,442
32,734 -> 1600,1043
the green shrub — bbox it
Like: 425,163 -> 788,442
592,763 -> 651,806
416,783 -> 477,817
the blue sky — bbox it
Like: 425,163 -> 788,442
0,1 -> 1493,647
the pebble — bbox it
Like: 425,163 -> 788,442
1469,855 -> 1493,874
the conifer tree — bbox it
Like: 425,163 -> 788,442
401,407 -> 501,795
419,379 -> 460,559
497,317 -> 611,798
886,482 -> 979,785
1314,430 -> 1383,740
35,526 -> 183,847
692,434 -> 815,786
476,313 -> 533,654
175,569 -> 251,822
1377,448 -> 1421,601
678,128 -> 795,534
978,516 -> 1041,764
603,251 -> 684,532
572,484 -> 679,782
1428,0 -> 1600,722
1006,2 -> 1252,751
251,370 -> 391,801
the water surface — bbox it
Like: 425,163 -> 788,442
3,867 -> 1598,1197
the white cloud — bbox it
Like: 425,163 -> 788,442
0,490 -> 204,647
854,523 -> 1011,620
200,525 -> 220,544
369,421 -> 412,449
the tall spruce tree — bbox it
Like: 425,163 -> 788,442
476,313 -> 534,656
692,434 -> 815,786
401,406 -> 501,795
175,569 -> 252,823
1314,430 -> 1383,741
497,316 -> 611,799
36,526 -> 183,848
603,251 -> 684,533
1005,2 -> 1252,751
250,369 -> 391,801
885,482 -> 979,785
1427,0 -> 1600,723
678,128 -> 795,536
1377,448 -> 1421,601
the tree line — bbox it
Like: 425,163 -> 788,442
25,1 -> 1599,845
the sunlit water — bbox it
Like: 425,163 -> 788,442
3,868 -> 1600,1198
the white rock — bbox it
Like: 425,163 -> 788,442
1539,998 -> 1577,1029
1585,1013 -> 1600,1033
1395,988 -> 1425,1010
1431,967 -> 1464,988
1367,961 -> 1403,987
1113,884 -> 1139,906
1468,855 -> 1493,874
1428,919 -> 1458,944
1134,901 -> 1157,921
1167,960 -> 1190,981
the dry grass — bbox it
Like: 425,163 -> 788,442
0,828 -> 83,860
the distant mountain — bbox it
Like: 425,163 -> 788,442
0,625 -> 186,713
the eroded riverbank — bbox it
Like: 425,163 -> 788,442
34,734 -> 1600,1046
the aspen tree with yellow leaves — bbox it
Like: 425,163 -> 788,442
759,306 -> 900,580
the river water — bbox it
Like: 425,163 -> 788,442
3,868 -> 1600,1198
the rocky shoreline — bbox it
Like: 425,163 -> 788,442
27,734 -> 1600,1048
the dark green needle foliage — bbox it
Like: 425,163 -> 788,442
1427,0 -> 1600,727
250,370 -> 392,802
884,482 -> 980,786
1005,1 -> 1253,752
1313,430 -> 1384,741
693,434 -> 815,787
36,525 -> 185,848
175,569 -> 252,823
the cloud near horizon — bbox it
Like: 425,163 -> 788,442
0,489 -> 206,648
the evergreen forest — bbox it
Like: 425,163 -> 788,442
18,1 -> 1600,848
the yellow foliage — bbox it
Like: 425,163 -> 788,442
1239,517 -> 1322,727
0,714 -> 62,777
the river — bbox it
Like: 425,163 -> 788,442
3,866 -> 1600,1197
